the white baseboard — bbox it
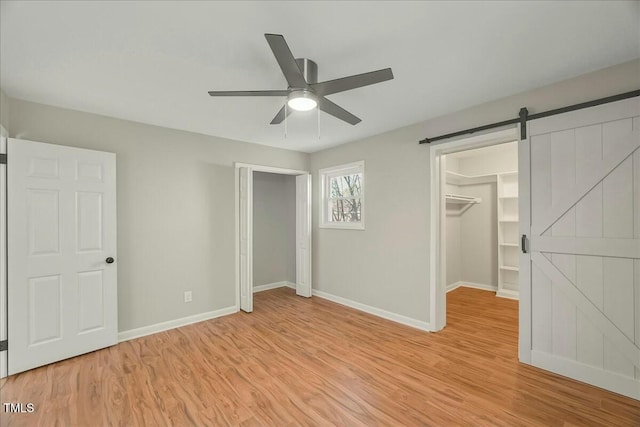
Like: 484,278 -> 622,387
446,281 -> 463,292
447,281 -> 497,293
118,305 -> 237,342
312,289 -> 431,332
531,350 -> 640,400
253,281 -> 296,293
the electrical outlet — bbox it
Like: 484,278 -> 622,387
184,291 -> 192,303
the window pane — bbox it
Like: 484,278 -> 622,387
329,173 -> 362,198
329,198 -> 361,222
320,161 -> 364,229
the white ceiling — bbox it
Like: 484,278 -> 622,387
1,1 -> 638,153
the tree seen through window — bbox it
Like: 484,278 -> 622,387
329,173 -> 362,222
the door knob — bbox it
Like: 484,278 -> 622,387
106,257 -> 115,264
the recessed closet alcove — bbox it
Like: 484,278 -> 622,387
444,142 -> 519,299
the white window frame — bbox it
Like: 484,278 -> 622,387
319,160 -> 365,230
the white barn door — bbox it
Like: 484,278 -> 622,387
239,167 -> 253,312
296,174 -> 312,297
525,97 -> 640,399
8,139 -> 117,375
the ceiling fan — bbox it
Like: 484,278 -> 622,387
208,34 -> 394,125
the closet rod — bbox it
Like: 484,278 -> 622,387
445,194 -> 481,204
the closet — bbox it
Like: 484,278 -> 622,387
444,142 -> 519,299
252,172 -> 296,292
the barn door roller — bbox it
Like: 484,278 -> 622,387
418,89 -> 640,144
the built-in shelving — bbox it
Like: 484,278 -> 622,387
497,171 -> 519,300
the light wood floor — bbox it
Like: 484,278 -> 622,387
1,287 -> 638,426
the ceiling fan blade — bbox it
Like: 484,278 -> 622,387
270,105 -> 292,124
208,90 -> 289,97
311,68 -> 393,96
264,34 -> 307,88
318,97 -> 361,125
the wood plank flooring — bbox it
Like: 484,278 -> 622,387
1,287 -> 638,426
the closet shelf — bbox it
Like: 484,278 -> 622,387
499,218 -> 519,223
499,265 -> 519,272
499,195 -> 519,199
445,194 -> 481,204
500,243 -> 519,247
446,170 -> 496,186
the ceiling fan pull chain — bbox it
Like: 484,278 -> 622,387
284,103 -> 288,139
317,105 -> 321,140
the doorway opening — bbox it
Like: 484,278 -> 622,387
441,141 -> 520,353
252,171 -> 297,298
429,128 -> 522,336
234,163 -> 311,313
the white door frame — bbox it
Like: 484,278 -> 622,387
428,127 -> 520,332
234,162 -> 311,311
0,129 -> 7,378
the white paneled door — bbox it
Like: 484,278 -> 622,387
523,97 -> 640,399
296,174 -> 312,297
8,139 -> 117,375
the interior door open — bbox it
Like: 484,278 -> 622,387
8,138 -> 118,375
239,166 -> 253,312
523,97 -> 640,399
296,174 -> 312,297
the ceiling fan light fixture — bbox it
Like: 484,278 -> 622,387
287,90 -> 317,111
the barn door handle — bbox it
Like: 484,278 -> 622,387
106,257 -> 115,264
521,235 -> 528,254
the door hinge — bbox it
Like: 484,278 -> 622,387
0,340 -> 7,352
0,153 -> 6,164
521,234 -> 528,254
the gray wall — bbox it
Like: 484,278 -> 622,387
0,90 -> 9,133
253,172 -> 296,287
458,183 -> 498,287
7,98 -> 309,332
310,124 -> 432,322
309,59 -> 640,326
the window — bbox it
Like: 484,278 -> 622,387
319,161 -> 364,229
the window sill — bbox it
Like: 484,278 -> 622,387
319,222 -> 365,230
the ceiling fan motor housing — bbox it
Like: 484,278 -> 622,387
295,58 -> 317,86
